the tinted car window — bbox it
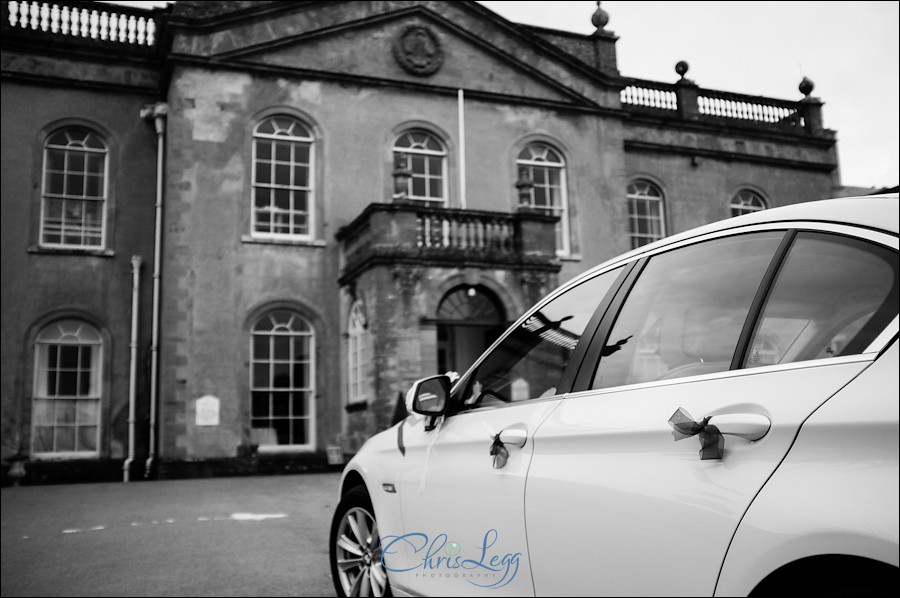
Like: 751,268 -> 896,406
592,232 -> 784,389
455,267 -> 622,412
745,232 -> 899,368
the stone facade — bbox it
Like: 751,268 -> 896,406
1,1 -> 842,483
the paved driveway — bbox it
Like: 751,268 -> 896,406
1,473 -> 341,597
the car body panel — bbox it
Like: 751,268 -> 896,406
525,358 -> 874,596
338,423 -> 406,558
715,340 -> 899,596
389,400 -> 564,596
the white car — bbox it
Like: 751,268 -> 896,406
329,194 -> 899,597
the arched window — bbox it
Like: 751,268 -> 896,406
41,128 -> 107,248
730,189 -> 768,216
392,130 -> 447,203
516,143 -> 569,255
32,319 -> 102,456
627,179 -> 666,249
250,310 -> 315,449
347,301 -> 369,405
252,116 -> 315,239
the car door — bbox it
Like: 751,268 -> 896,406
524,225 -> 899,596
387,266 -> 625,597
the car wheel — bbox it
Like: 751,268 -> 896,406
330,485 -> 391,597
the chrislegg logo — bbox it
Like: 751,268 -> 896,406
380,529 -> 521,589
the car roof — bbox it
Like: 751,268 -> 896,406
564,194 -> 899,290
591,193 -> 898,274
712,193 -> 898,234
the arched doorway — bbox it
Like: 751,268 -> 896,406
436,285 -> 505,375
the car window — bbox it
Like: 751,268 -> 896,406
454,266 -> 623,412
744,232 -> 898,368
592,232 -> 784,389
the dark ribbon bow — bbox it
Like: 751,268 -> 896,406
489,434 -> 509,469
668,407 -> 724,460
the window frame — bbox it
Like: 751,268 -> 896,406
249,309 -> 316,452
730,189 -> 768,217
39,127 -> 109,250
347,301 -> 369,406
626,179 -> 666,249
31,319 -> 103,459
250,116 -> 316,241
392,129 -> 448,204
516,143 -> 570,256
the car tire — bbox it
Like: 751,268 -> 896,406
329,485 -> 392,597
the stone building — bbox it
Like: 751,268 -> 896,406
1,1 -> 843,483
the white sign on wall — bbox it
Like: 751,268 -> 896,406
195,395 -> 220,427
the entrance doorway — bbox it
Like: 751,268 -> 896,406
436,285 -> 505,375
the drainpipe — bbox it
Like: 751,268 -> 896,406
124,255 -> 142,482
457,89 -> 467,209
140,102 -> 167,478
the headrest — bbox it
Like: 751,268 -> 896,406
660,305 -> 741,368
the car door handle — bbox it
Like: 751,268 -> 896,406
489,424 -> 528,469
499,423 -> 528,448
707,413 -> 771,441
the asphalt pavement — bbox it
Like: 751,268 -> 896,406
0,473 -> 342,597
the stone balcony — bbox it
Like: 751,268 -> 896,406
335,203 -> 560,285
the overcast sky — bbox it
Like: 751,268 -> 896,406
103,1 -> 899,189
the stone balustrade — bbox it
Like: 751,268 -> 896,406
336,203 -> 560,284
621,79 -> 678,111
622,77 -> 824,135
3,0 -> 160,49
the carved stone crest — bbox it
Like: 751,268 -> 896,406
393,25 -> 444,77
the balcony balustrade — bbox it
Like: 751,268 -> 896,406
336,203 -> 560,284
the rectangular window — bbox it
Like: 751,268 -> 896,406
41,129 -> 107,249
250,311 -> 315,450
251,117 -> 315,240
32,320 -> 102,457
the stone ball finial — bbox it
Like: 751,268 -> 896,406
675,60 -> 690,79
799,76 -> 815,97
591,1 -> 609,30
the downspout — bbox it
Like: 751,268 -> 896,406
457,89 -> 466,209
124,255 -> 142,482
140,102 -> 167,478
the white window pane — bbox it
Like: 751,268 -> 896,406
33,426 -> 54,453
77,399 -> 98,424
33,400 -> 55,425
78,426 -> 98,452
55,427 -> 76,452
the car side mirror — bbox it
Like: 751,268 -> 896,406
408,375 -> 451,431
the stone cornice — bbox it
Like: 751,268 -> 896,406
623,140 -> 837,173
623,110 -> 837,147
337,251 -> 561,288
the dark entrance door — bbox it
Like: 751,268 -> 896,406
436,285 -> 505,375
